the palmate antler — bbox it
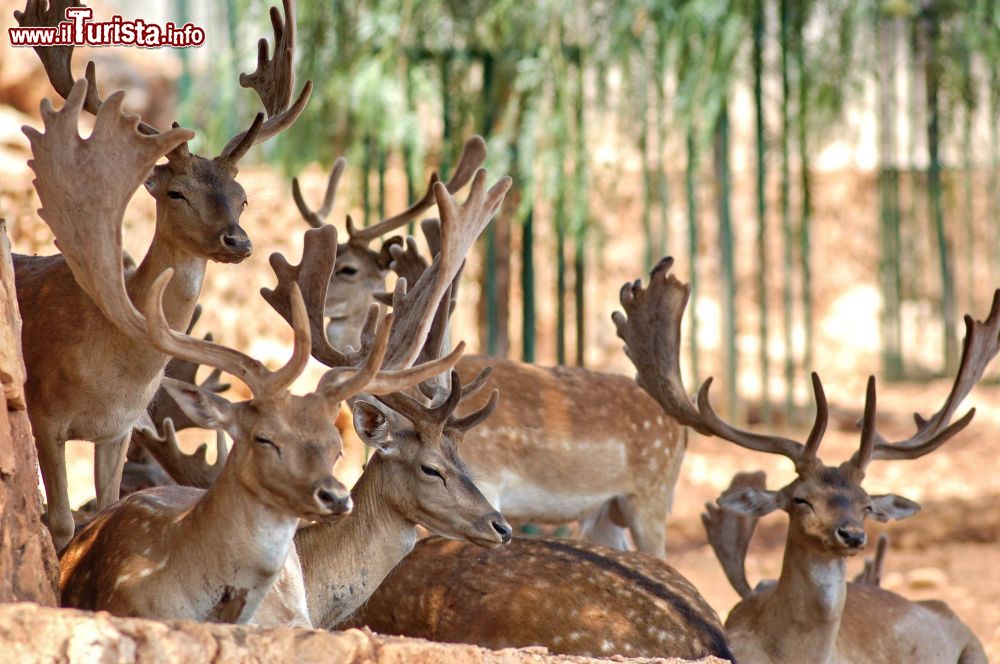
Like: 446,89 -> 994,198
613,257 -> 995,472
22,80 -> 194,341
133,416 -> 228,489
16,0 -> 310,166
291,136 -> 489,240
259,226 -> 466,398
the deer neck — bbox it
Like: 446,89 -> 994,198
179,460 -> 301,618
296,455 -> 417,629
130,232 -> 206,331
760,532 -> 847,663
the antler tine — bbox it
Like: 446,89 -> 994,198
261,225 -> 352,368
218,0 -> 312,162
346,135 -> 489,246
381,170 -> 511,370
853,290 -> 1000,465
448,389 -> 500,434
134,416 -> 226,489
317,306 -> 393,405
292,157 -> 347,228
613,257 -> 807,464
854,376 -> 878,470
378,369 -> 496,434
24,80 -> 193,344
15,1 -> 161,136
801,372 -> 829,462
145,270 -> 310,398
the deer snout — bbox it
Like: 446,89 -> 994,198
218,225 -> 252,261
834,525 -> 867,550
491,517 -> 513,544
313,478 -> 352,516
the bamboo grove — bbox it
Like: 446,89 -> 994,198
178,0 -> 1000,422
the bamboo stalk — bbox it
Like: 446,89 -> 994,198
686,130 -> 700,384
715,103 -> 737,419
779,0 -> 796,416
753,0 -> 771,421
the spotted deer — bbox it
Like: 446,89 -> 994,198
13,0 -> 311,550
344,536 -> 732,661
32,82 -> 460,623
246,168 -> 514,628
293,158 -> 684,557
621,257 -> 988,664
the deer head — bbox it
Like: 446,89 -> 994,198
614,257 -> 1000,558
17,0 -> 312,264
291,137 -> 488,349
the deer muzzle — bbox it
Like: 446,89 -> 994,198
312,478 -> 352,517
216,225 -> 253,263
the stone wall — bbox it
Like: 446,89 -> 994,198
0,219 -> 58,605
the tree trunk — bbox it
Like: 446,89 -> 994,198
753,0 -> 771,421
686,130 -> 700,383
573,59 -> 588,367
794,2 -> 814,382
921,1 -> 958,373
779,0 -> 796,416
714,104 -> 737,419
0,221 -> 59,605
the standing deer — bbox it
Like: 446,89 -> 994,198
293,157 -> 684,557
33,79 -> 460,622
249,200 -> 514,628
344,535 -> 732,661
619,257 -> 988,664
13,0 -> 311,550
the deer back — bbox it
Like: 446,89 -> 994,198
344,536 -> 732,661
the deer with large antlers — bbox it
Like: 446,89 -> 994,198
293,153 -> 684,557
30,78 -> 460,622
13,0 -> 311,550
246,169 -> 515,628
618,257 -> 988,664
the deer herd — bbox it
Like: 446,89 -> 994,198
3,1 -> 990,663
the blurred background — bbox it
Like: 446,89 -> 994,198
1,0 -> 999,656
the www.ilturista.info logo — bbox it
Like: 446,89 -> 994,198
9,7 -> 204,48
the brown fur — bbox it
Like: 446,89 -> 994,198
344,536 -> 732,661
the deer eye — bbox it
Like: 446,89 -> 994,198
336,266 -> 358,277
420,465 -> 443,480
254,435 -> 278,452
167,190 -> 186,201
793,497 -> 813,510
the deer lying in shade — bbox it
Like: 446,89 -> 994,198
292,158 -> 685,557
35,81 -> 459,622
622,257 -> 988,664
13,0 -> 311,551
344,536 -> 732,661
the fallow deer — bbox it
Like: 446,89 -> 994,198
13,0 -> 311,550
249,205 -> 514,628
294,159 -> 684,557
618,256 -> 988,664
33,80 -> 462,623
344,536 -> 733,661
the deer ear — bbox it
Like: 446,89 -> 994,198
869,494 -> 920,522
717,487 -> 784,518
352,400 -> 393,453
161,377 -> 237,435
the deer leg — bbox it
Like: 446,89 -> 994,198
35,430 -> 73,551
94,432 -> 130,510
619,496 -> 668,559
579,498 -> 632,551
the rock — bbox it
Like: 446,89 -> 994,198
0,604 -> 726,664
0,221 -> 58,606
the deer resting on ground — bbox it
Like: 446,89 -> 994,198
622,257 -> 987,663
293,155 -> 684,557
13,0 -> 311,550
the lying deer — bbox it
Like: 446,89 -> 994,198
38,81 -> 460,622
13,0 -> 310,550
344,535 -> 733,661
621,257 -> 988,664
250,167 -> 514,628
293,156 -> 684,557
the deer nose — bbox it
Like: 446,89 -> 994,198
313,480 -> 352,515
220,226 -> 252,257
835,526 -> 867,549
491,517 -> 513,544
